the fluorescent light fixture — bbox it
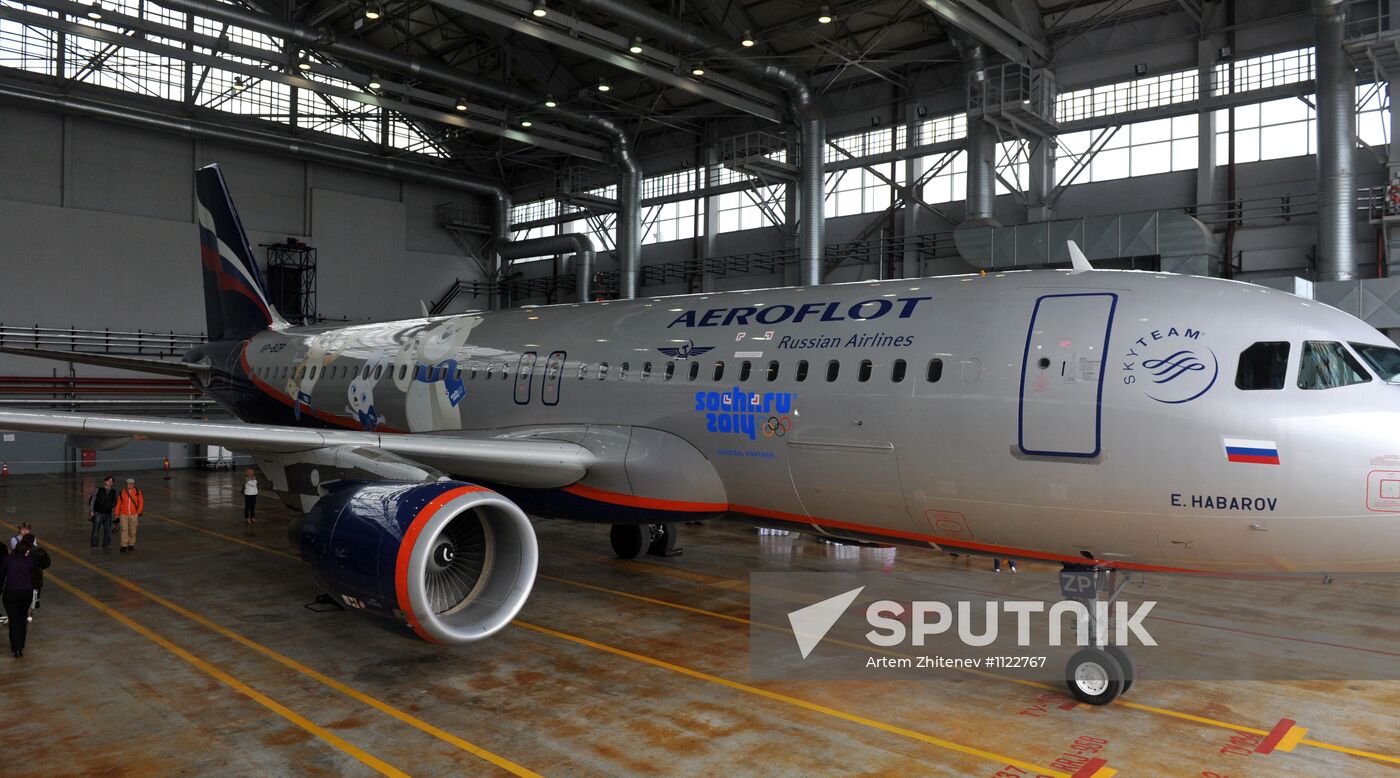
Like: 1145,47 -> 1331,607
740,31 -> 755,47
817,4 -> 833,23
520,118 -> 533,127
597,79 -> 611,92
531,0 -> 546,17
364,3 -> 382,20
233,76 -> 247,92
544,96 -> 557,108
690,62 -> 705,76
629,37 -> 643,54
455,97 -> 468,111
367,73 -> 381,90
297,52 -> 312,71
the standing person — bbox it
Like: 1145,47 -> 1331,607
243,468 -> 259,526
116,477 -> 145,553
1,535 -> 39,657
25,535 -> 50,622
9,522 -> 34,551
89,475 -> 118,551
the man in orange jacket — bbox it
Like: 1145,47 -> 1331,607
115,477 -> 144,553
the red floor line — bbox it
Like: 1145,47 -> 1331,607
1254,718 -> 1298,755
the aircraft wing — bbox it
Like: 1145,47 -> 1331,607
0,409 -> 594,488
0,346 -> 211,380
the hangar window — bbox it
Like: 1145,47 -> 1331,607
766,360 -> 779,381
858,360 -> 873,382
826,360 -> 840,382
739,361 -> 752,381
598,362 -> 609,379
892,359 -> 907,382
1351,342 -> 1400,382
716,185 -> 786,233
642,198 -> 702,244
642,362 -> 652,380
1298,341 -> 1369,390
796,360 -> 809,382
1235,342 -> 1290,390
927,358 -> 943,382
689,361 -> 700,381
620,362 -> 630,380
713,361 -> 725,381
664,363 -> 675,381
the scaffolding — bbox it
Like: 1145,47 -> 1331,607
264,241 -> 317,325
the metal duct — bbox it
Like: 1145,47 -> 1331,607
571,0 -> 826,286
1313,0 -> 1357,281
953,209 -> 1220,275
159,0 -> 641,297
958,41 -> 996,224
500,234 -> 596,303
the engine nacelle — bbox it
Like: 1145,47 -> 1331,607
293,481 -> 537,644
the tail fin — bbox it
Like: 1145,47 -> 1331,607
195,164 -> 285,340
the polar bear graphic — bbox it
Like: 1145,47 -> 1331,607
391,317 -> 482,431
287,330 -> 351,421
347,353 -> 392,431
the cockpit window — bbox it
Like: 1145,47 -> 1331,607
1235,342 -> 1289,390
1350,342 -> 1400,382
1298,341 -> 1370,390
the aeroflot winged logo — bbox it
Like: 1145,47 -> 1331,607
657,340 -> 714,359
668,296 -> 932,328
1121,325 -> 1219,404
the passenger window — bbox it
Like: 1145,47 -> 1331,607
425,366 -> 436,382
397,364 -> 407,381
713,361 -> 725,381
892,359 -> 906,382
578,362 -> 588,380
598,362 -> 609,379
1235,342 -> 1289,390
826,360 -> 840,382
926,358 -> 943,382
502,363 -> 510,379
766,360 -> 779,381
1298,341 -> 1369,389
454,367 -> 463,382
664,362 -> 675,381
858,360 -> 873,382
796,360 -> 809,382
688,361 -> 700,381
373,365 -> 382,380
739,361 -> 752,381
620,362 -> 630,380
642,362 -> 652,380
469,362 -> 478,379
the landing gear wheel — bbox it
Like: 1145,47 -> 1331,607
647,523 -> 680,556
609,524 -> 647,559
1065,648 -> 1126,706
1104,644 -> 1136,695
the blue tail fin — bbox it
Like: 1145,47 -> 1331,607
195,164 -> 285,340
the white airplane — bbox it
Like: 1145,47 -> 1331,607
3,165 -> 1398,705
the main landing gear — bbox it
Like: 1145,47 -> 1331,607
609,523 -> 681,559
1059,563 -> 1138,706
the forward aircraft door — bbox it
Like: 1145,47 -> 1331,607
1018,293 -> 1117,458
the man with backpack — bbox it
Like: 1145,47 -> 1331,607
116,477 -> 145,553
89,475 -> 118,551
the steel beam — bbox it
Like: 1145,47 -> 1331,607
919,0 -> 1049,66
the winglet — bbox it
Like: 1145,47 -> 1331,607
1068,240 -> 1094,274
420,300 -> 431,318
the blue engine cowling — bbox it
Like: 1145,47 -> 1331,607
292,480 -> 538,644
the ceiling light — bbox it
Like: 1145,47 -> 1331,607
520,118 -> 533,127
233,76 -> 247,92
531,0 -> 546,17
628,37 -> 643,54
817,4 -> 833,23
85,0 -> 102,19
597,79 -> 611,92
297,52 -> 312,71
364,3 -> 382,20
740,31 -> 755,47
544,96 -> 557,108
690,62 -> 705,76
454,97 -> 468,111
367,73 -> 381,90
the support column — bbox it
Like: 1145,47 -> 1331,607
1314,0 -> 1358,281
1026,139 -> 1053,222
1195,36 -> 1219,211
903,101 -> 924,278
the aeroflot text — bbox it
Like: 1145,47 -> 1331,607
864,600 -> 1157,648
668,296 -> 932,328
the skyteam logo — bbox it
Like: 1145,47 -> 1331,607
1121,325 -> 1219,404
657,340 -> 714,359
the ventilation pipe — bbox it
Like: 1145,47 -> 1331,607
1313,0 -> 1357,281
499,234 -> 596,303
570,0 -> 825,286
957,39 -> 997,225
158,0 -> 640,299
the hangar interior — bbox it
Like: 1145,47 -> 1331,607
1,0 -> 1399,775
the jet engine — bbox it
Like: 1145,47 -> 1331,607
292,480 -> 537,644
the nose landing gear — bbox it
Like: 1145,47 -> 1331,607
609,523 -> 682,559
1059,563 -> 1139,705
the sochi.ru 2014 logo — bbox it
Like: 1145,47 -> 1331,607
1121,325 -> 1219,404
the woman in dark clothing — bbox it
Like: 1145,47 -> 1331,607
1,534 -> 39,657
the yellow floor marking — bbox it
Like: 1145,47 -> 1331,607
1277,726 -> 1309,753
133,502 -> 1400,769
512,620 -> 1070,777
45,573 -> 411,778
146,511 -> 301,561
9,524 -> 541,778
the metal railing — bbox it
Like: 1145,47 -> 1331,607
0,375 -> 220,417
0,325 -> 205,356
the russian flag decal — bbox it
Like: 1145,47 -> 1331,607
1223,437 -> 1280,465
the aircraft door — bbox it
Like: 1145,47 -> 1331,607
1018,293 -> 1117,458
514,352 -> 537,405
542,351 -> 565,406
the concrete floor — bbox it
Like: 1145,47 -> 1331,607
0,468 -> 1395,777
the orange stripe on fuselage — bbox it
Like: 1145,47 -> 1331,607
394,485 -> 487,643
561,483 -> 727,513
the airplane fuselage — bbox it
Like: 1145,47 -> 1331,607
189,270 -> 1400,573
